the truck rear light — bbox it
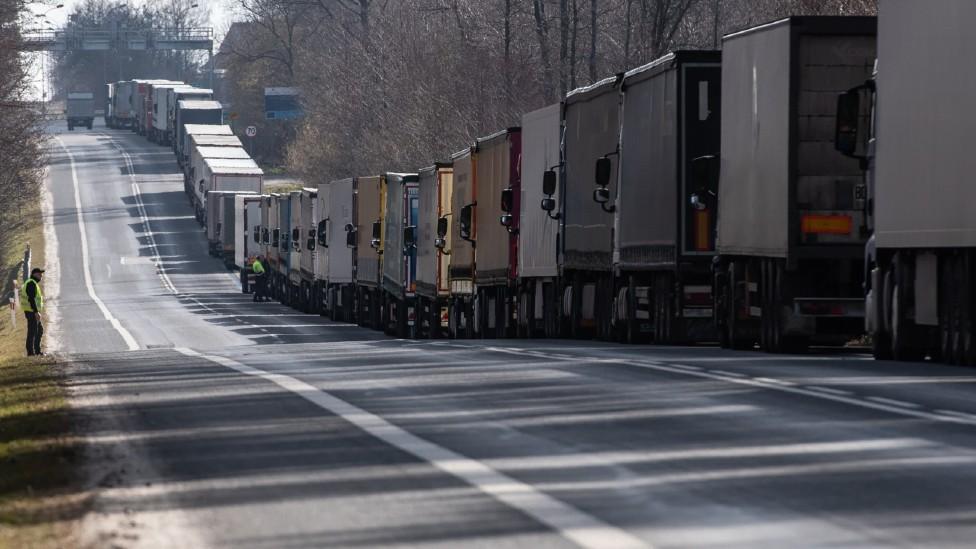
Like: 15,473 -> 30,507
693,210 -> 711,251
801,214 -> 852,235
794,298 -> 864,318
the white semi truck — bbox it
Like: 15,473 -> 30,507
837,1 -> 976,364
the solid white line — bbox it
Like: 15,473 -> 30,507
866,396 -> 922,409
807,386 -> 854,397
711,369 -> 747,378
174,347 -> 651,549
56,138 -> 140,351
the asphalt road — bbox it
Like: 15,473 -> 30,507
45,123 -> 976,548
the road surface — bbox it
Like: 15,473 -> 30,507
45,124 -> 976,548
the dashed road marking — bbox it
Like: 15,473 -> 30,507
807,386 -> 854,397
867,396 -> 922,409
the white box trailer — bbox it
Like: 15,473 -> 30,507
137,80 -> 182,136
180,124 -> 234,169
296,187 -> 319,313
189,146 -> 251,202
148,83 -> 186,143
262,194 -> 282,297
851,0 -> 976,363
518,103 -> 561,337
416,164 -> 453,338
206,191 -> 256,264
235,194 -> 265,293
165,87 -> 212,146
198,157 -> 264,224
318,178 -> 356,321
285,190 -> 304,306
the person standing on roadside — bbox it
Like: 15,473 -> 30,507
251,256 -> 268,302
20,267 -> 45,357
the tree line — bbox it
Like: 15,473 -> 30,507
221,0 -> 875,181
0,1 -> 46,275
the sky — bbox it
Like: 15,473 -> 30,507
25,0 -> 239,100
28,0 -> 236,38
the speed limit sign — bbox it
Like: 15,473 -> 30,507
245,125 -> 257,137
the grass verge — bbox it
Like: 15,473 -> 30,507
0,184 -> 85,549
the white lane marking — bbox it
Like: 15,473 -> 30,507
666,363 -> 702,372
174,347 -> 651,549
936,410 -> 976,422
807,386 -> 854,397
711,369 -> 747,378
477,346 -> 976,427
55,138 -> 140,351
866,396 -> 922,409
104,136 -> 178,295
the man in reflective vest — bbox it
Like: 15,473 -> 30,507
20,267 -> 45,356
251,256 -> 268,302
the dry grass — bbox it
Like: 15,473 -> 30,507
0,191 -> 86,549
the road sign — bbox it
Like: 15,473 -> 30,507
245,125 -> 257,137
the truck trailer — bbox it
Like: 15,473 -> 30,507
207,191 -> 256,267
416,164 -> 453,338
135,80 -> 181,136
197,157 -> 263,225
519,103 -> 562,338
108,81 -> 135,128
296,187 -> 319,313
475,129 -> 522,339
559,74 -> 624,340
714,16 -> 877,352
318,178 -> 357,322
355,175 -> 385,329
175,101 -> 224,164
837,1 -> 976,363
167,88 -> 213,148
448,147 -> 478,338
381,173 -> 420,338
190,148 -> 255,220
148,83 -> 186,143
236,194 -> 265,293
179,123 -> 234,170
610,50 -> 721,344
66,92 -> 95,130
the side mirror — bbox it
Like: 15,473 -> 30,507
272,228 -> 280,247
435,237 -> 447,250
253,225 -> 260,243
593,187 -> 611,205
344,223 -> 354,233
198,179 -> 205,192
500,214 -> 513,227
541,197 -> 556,212
542,170 -> 557,196
595,157 -> 612,187
500,188 -> 513,213
292,228 -> 300,242
835,89 -> 860,157
691,155 -> 719,188
262,227 -> 269,244
317,219 -> 328,247
346,229 -> 357,248
437,216 -> 449,238
403,225 -> 417,248
307,238 -> 315,251
459,204 -> 473,242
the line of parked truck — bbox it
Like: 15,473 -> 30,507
108,4 -> 976,366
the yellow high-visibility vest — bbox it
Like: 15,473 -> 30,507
252,259 -> 265,274
20,278 -> 43,312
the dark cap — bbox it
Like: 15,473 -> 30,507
31,267 -> 45,275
